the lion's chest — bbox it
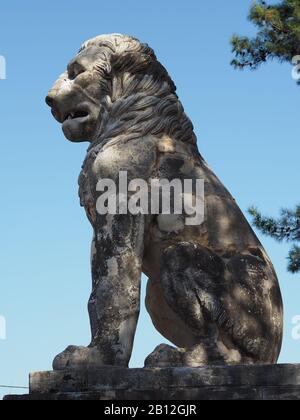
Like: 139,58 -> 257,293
78,146 -> 115,212
78,151 -> 98,210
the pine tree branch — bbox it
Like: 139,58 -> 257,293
249,206 -> 300,273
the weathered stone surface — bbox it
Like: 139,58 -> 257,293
5,387 -> 300,401
45,34 -> 283,370
4,365 -> 300,400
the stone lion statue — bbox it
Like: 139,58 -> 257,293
46,34 -> 283,369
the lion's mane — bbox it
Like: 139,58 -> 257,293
80,34 -> 197,149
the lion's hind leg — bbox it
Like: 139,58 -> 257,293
145,243 -> 283,367
145,242 -> 243,367
223,252 -> 283,364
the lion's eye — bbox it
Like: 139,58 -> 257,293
68,63 -> 86,80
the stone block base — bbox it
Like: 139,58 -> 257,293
4,364 -> 300,400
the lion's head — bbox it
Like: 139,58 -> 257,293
46,34 -> 196,146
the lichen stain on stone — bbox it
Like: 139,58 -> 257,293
107,257 -> 119,278
90,237 -> 97,265
157,136 -> 176,154
92,147 -> 122,177
157,214 -> 185,233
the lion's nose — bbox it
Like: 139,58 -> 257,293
45,91 -> 64,122
45,93 -> 54,108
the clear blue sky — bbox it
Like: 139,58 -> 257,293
0,0 -> 299,398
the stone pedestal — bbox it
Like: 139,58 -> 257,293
4,364 -> 300,400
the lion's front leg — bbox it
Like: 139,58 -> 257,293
88,212 -> 146,366
53,212 -> 146,370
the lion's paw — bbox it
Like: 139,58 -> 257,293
144,344 -> 187,368
144,342 -> 242,368
52,345 -> 107,371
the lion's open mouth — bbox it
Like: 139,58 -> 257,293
61,107 -> 93,141
48,97 -> 98,141
63,110 -> 89,123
